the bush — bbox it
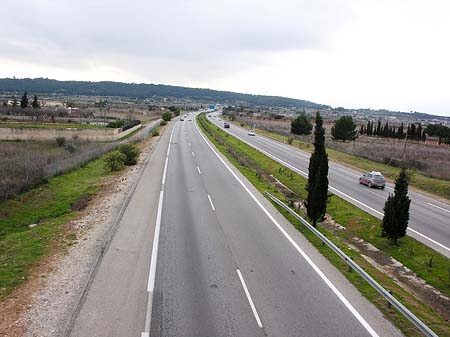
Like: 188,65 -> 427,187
287,136 -> 294,145
160,120 -> 167,126
118,144 -> 140,166
152,129 -> 160,137
162,112 -> 172,122
55,137 -> 66,147
104,150 -> 126,171
107,120 -> 125,128
65,144 -> 76,153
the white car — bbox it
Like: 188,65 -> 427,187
248,130 -> 256,136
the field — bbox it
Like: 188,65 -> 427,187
0,141 -> 114,202
0,121 -> 105,129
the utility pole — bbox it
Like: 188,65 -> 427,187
401,123 -> 409,164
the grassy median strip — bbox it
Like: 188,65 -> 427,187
239,123 -> 450,201
0,155 -> 112,300
198,113 -> 450,336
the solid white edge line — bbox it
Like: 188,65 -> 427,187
207,194 -> 216,211
236,269 -> 263,329
142,123 -> 176,335
192,151 -> 195,157
220,124 -> 450,254
427,202 -> 450,214
197,166 -> 202,174
161,157 -> 169,185
147,190 -> 164,292
195,119 -> 379,337
407,227 -> 450,252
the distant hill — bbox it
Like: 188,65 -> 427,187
0,78 -> 328,109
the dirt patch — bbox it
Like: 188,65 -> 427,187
0,128 -> 164,337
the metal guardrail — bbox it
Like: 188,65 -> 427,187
264,191 -> 438,337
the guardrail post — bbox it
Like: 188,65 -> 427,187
387,290 -> 393,308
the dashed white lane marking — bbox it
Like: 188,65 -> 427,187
197,166 -> 202,174
237,269 -> 263,329
194,119 -> 379,337
192,151 -> 195,157
207,194 -> 216,211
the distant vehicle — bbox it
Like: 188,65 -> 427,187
180,117 -> 184,121
184,114 -> 187,118
359,171 -> 385,189
248,130 -> 256,136
224,122 -> 230,128
188,118 -> 192,121
208,115 -> 211,117
213,115 -> 217,117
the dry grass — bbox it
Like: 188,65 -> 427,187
0,141 -> 114,201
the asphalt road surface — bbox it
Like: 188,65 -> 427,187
208,114 -> 450,258
149,116 -> 401,336
69,116 -> 402,337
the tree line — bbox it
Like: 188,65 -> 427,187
360,120 -> 426,141
0,78 -> 328,110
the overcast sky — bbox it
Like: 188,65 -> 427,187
1,0 -> 449,116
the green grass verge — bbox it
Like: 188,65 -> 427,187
199,114 -> 450,336
0,154 -> 112,300
237,122 -> 450,201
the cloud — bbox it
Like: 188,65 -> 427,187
1,0 -> 350,80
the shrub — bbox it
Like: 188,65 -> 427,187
107,120 -> 125,128
162,112 -> 172,122
287,136 -> 294,145
65,144 -> 76,153
104,150 -> 126,171
160,120 -> 167,126
55,137 -> 66,147
152,129 -> 160,137
118,144 -> 140,166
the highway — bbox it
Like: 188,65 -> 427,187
208,114 -> 450,258
68,115 -> 401,336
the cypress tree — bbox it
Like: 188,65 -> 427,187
305,112 -> 329,227
381,169 -> 411,245
382,121 -> 388,137
409,124 -> 416,139
376,120 -> 381,136
32,95 -> 40,108
416,123 -> 422,141
20,91 -> 29,108
397,123 -> 404,139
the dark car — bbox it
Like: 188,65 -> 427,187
224,122 -> 230,128
359,171 -> 386,189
